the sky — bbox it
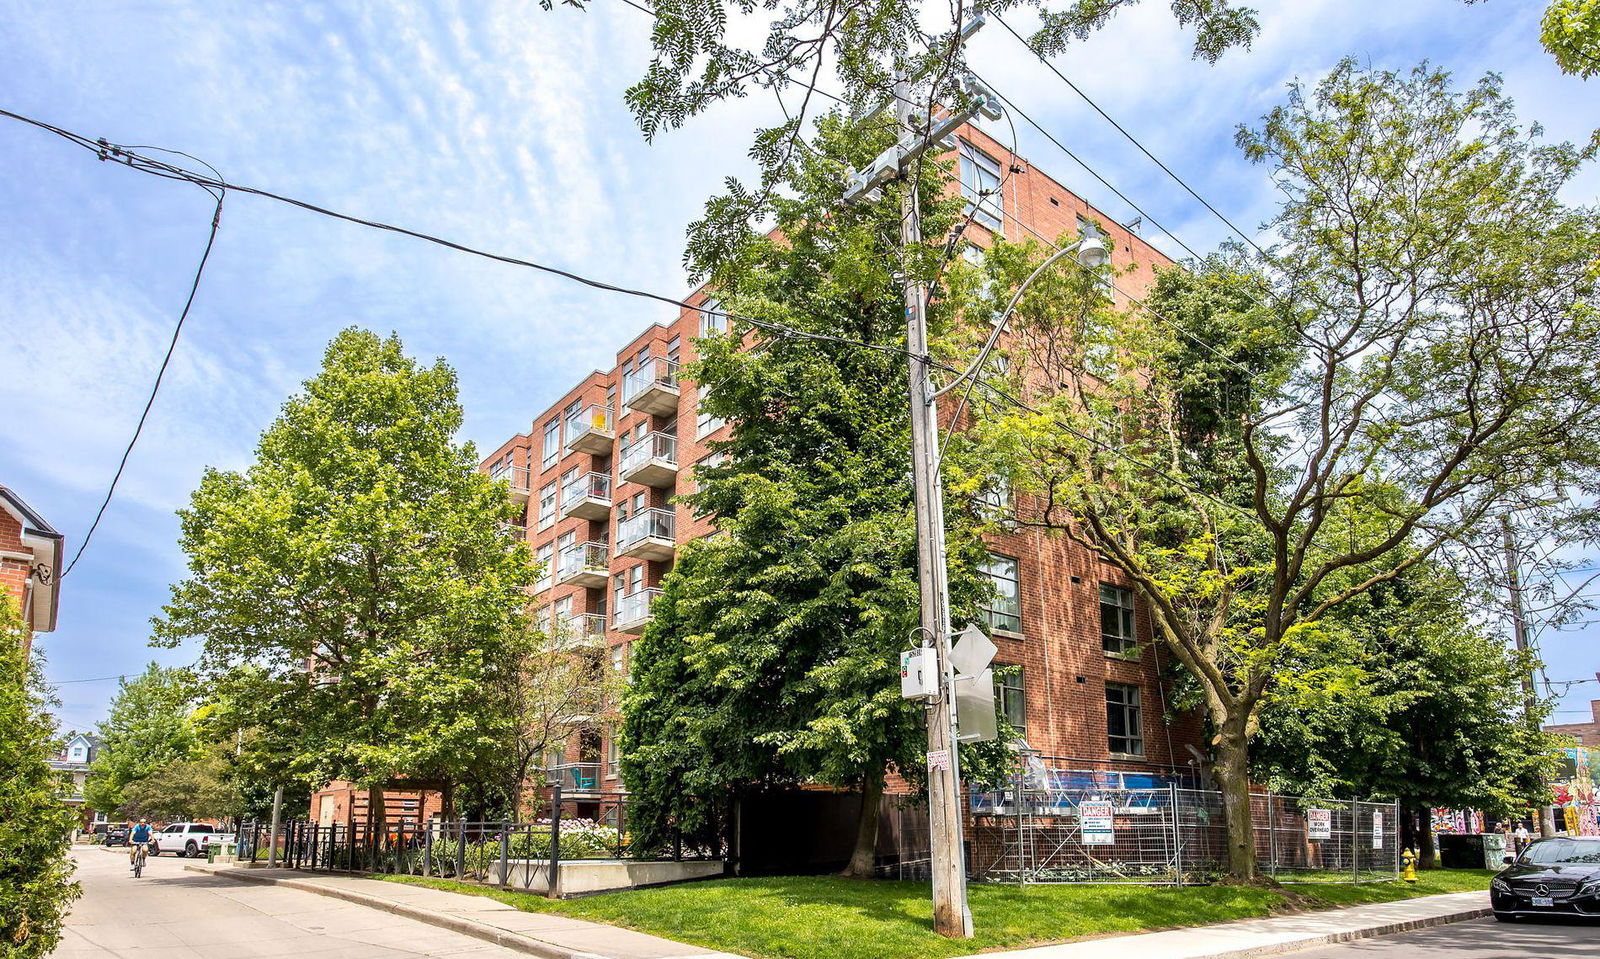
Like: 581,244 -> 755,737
2,0 -> 1596,734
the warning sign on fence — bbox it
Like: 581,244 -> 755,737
1080,801 -> 1115,846
1372,812 -> 1384,849
1308,808 -> 1332,840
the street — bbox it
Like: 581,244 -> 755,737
1290,915 -> 1597,958
54,847 -> 536,959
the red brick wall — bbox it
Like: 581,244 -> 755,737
483,123 -> 1202,793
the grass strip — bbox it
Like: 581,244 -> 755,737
380,869 -> 1492,959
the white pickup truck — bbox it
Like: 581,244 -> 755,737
148,822 -> 232,858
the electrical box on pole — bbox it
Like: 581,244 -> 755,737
900,647 -> 939,700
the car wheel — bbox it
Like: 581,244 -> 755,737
1493,912 -> 1518,922
185,841 -> 199,858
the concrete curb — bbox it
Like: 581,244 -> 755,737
1186,903 -> 1493,959
184,864 -> 611,959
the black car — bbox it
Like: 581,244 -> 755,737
102,825 -> 131,847
1491,836 -> 1600,921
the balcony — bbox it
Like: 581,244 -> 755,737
565,404 -> 616,456
613,588 -> 662,634
556,541 -> 610,588
623,357 -> 681,416
618,432 -> 679,488
560,471 -> 612,520
490,462 -> 532,504
617,508 -> 676,561
499,521 -> 527,542
546,762 -> 602,797
554,612 -> 607,648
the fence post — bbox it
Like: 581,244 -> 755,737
423,821 -> 433,877
1393,800 -> 1401,880
1352,799 -> 1361,883
456,818 -> 467,879
548,784 -> 563,899
1170,784 -> 1183,887
1266,791 -> 1277,880
346,807 -> 355,872
499,821 -> 510,886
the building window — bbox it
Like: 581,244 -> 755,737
1106,682 -> 1144,756
609,642 -> 627,680
977,474 -> 1011,522
699,298 -> 727,336
697,401 -> 726,439
606,732 -> 621,777
542,418 -> 561,469
959,140 -> 1003,233
536,543 -> 553,593
996,667 -> 1025,733
979,552 -> 1021,634
553,594 -> 573,632
538,483 -> 557,530
1100,583 -> 1137,655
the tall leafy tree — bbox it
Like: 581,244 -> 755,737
82,663 -> 198,816
965,61 -> 1600,881
155,329 -> 538,831
1251,562 -> 1562,865
620,112 -> 1006,876
1,600 -> 80,959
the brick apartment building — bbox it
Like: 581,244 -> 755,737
2,483 -> 63,657
1547,699 -> 1600,748
479,122 -> 1204,805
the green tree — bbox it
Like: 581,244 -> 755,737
82,663 -> 198,816
965,61 -> 1600,881
0,600 -> 80,959
1541,0 -> 1600,78
155,329 -> 538,831
1251,562 -> 1562,865
116,744 -> 243,824
620,112 -> 1011,876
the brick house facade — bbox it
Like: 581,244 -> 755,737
1,483 -> 63,657
480,122 -> 1206,802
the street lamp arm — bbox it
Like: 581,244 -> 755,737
930,229 -> 1103,401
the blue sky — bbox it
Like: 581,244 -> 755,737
2,0 -> 1595,733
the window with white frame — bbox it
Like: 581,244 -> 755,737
606,731 -> 621,777
556,530 -> 575,578
609,642 -> 627,679
977,474 -> 1012,522
697,400 -> 726,439
979,552 -> 1021,634
1106,682 -> 1144,756
553,594 -> 573,631
1100,583 -> 1137,655
535,543 -> 553,592
996,667 -> 1025,733
542,418 -> 561,468
699,298 -> 727,336
959,140 -> 1003,232
537,483 -> 557,530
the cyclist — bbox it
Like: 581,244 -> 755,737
129,819 -> 153,869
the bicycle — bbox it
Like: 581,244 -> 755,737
130,841 -> 149,878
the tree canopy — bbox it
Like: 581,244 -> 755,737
82,663 -> 199,817
155,328 -> 539,825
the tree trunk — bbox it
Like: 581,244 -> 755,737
368,783 -> 387,854
1213,723 -> 1259,883
841,772 -> 884,879
1398,805 -> 1416,854
1417,805 -> 1436,869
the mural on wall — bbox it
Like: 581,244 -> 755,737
1550,747 -> 1598,837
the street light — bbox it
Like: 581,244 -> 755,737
932,222 -> 1110,403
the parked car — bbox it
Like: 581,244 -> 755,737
102,824 -> 130,847
1491,836 -> 1600,921
148,822 -> 233,858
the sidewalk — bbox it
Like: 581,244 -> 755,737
955,890 -> 1490,959
184,862 -> 747,959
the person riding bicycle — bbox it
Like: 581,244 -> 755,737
129,819 -> 153,867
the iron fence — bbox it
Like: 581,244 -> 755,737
237,787 -> 722,896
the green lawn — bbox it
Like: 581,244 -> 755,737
380,869 -> 1493,959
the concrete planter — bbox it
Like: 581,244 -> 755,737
497,858 -> 724,897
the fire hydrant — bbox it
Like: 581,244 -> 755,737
1400,847 -> 1419,883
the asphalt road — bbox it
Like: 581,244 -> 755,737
1289,914 -> 1598,958
54,846 -> 537,959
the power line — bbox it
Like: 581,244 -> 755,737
62,187 -> 224,579
992,12 -> 1268,259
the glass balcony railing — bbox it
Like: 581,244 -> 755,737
618,432 -> 678,487
613,588 -> 663,633
556,541 -> 610,586
565,405 -> 616,455
560,471 -> 613,519
622,357 -> 681,415
617,508 -> 675,554
554,612 -> 607,646
489,462 -> 532,501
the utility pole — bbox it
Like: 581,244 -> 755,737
895,73 -> 972,939
1502,515 -> 1556,839
267,784 -> 284,867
